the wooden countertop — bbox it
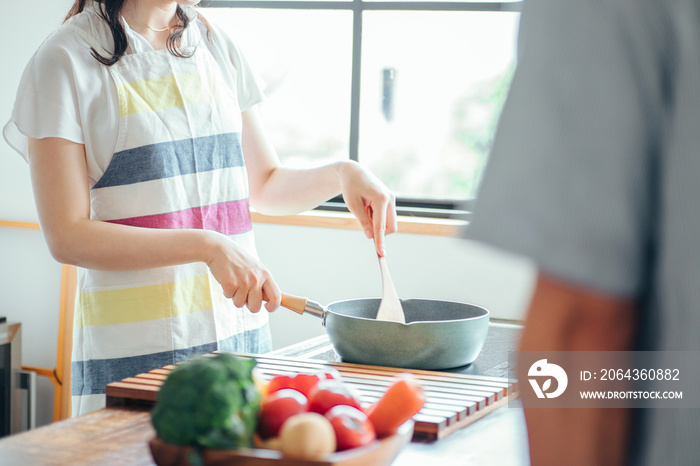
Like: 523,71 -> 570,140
0,406 -> 155,466
0,323 -> 530,465
0,402 -> 528,466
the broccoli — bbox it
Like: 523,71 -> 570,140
150,353 -> 261,451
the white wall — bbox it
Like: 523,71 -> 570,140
1,0 -> 75,429
0,0 -> 535,429
255,223 -> 535,349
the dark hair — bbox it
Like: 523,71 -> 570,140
65,0 -> 211,66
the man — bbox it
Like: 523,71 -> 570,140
467,1 -> 700,464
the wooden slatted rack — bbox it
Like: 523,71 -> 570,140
106,353 -> 518,442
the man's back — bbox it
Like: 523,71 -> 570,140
467,0 -> 700,463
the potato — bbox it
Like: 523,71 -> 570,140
279,412 -> 337,460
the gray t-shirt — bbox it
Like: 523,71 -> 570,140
466,0 -> 700,464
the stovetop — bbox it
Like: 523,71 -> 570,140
269,320 -> 522,379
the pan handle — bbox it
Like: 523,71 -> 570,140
280,293 -> 325,319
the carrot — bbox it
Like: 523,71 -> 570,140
367,374 -> 426,437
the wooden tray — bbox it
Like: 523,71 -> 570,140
106,352 -> 518,442
148,420 -> 414,466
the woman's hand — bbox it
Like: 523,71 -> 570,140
204,231 -> 282,313
241,108 -> 396,255
338,161 -> 398,256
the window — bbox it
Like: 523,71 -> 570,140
202,0 -> 521,217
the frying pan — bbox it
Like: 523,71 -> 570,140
280,294 -> 489,370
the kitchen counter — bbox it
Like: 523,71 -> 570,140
0,322 -> 529,466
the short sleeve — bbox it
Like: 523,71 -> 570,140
3,30 -> 85,162
466,0 -> 669,297
204,19 -> 267,112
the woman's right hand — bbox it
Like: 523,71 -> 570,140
204,231 -> 281,313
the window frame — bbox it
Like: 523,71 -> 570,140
201,0 -> 522,219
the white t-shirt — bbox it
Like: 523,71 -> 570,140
3,2 -> 265,187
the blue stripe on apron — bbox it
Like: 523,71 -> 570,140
93,132 -> 244,189
71,324 -> 272,396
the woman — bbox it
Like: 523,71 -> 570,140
3,0 -> 397,416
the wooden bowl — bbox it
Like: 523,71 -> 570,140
149,420 -> 414,466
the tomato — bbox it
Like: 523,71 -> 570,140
325,405 -> 376,451
257,388 -> 309,439
317,368 -> 342,381
268,371 -> 338,398
367,374 -> 426,438
291,373 -> 324,397
307,379 -> 363,415
267,375 -> 295,395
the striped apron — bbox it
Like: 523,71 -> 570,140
71,21 -> 272,416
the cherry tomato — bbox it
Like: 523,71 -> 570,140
307,379 -> 363,415
267,375 -> 295,394
368,374 -> 425,438
268,371 -> 338,398
291,373 -> 324,397
325,405 -> 376,451
317,368 -> 342,381
257,388 -> 309,439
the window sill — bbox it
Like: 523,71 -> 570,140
0,220 -> 40,230
0,214 -> 467,238
251,210 -> 466,237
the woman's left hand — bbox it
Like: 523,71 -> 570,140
338,161 -> 398,256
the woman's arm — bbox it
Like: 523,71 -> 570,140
241,106 -> 397,256
28,137 -> 281,312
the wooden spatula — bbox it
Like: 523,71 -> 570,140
376,255 -> 406,323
